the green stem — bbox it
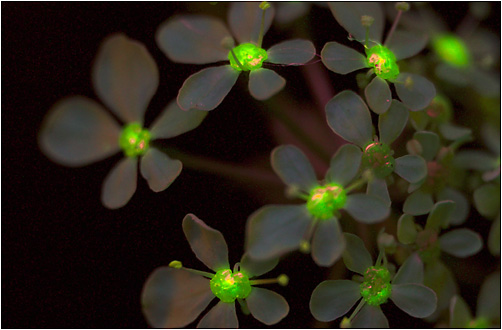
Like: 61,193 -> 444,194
345,176 -> 368,194
230,49 -> 246,71
257,6 -> 267,48
182,267 -> 215,279
384,10 -> 402,46
365,26 -> 370,48
347,298 -> 366,322
249,277 -> 279,286
375,250 -> 384,267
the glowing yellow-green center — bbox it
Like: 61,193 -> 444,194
119,123 -> 151,158
210,269 -> 252,303
362,142 -> 395,178
228,43 -> 268,71
360,266 -> 392,306
467,317 -> 490,329
366,45 -> 399,81
432,34 -> 471,68
306,184 -> 347,220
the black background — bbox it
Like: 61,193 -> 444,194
2,2 -> 500,328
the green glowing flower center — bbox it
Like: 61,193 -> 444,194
210,269 -> 251,303
360,266 -> 392,306
432,34 -> 471,68
366,45 -> 399,80
362,142 -> 395,178
228,43 -> 268,71
119,123 -> 151,158
306,184 -> 347,220
467,317 -> 490,329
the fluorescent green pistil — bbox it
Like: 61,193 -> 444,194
210,269 -> 251,303
362,142 -> 395,178
467,317 -> 490,328
119,123 -> 151,158
228,43 -> 267,71
360,266 -> 392,306
432,34 -> 471,68
366,45 -> 399,81
306,184 -> 347,220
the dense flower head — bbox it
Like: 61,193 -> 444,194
306,184 -> 347,220
362,142 -> 396,178
432,34 -> 471,68
360,266 -> 392,306
119,123 -> 151,157
365,45 -> 399,81
228,43 -> 268,71
210,269 -> 252,303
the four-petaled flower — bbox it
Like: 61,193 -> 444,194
39,34 -> 206,209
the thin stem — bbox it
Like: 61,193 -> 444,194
182,267 -> 215,279
257,6 -> 267,48
237,298 -> 250,315
155,145 -> 283,188
345,176 -> 368,194
230,49 -> 246,71
375,250 -> 384,267
264,104 -> 331,163
249,277 -> 279,286
365,26 -> 370,48
384,10 -> 402,46
347,298 -> 366,322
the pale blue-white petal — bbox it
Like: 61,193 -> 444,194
477,271 -> 501,320
275,2 -> 309,24
403,189 -> 434,216
149,101 -> 207,140
140,147 -> 182,192
246,205 -> 311,260
470,68 -> 501,97
177,65 -> 239,111
197,301 -> 238,328
247,287 -> 289,325
449,295 -> 472,328
141,267 -> 214,328
267,39 -> 316,65
424,200 -> 455,231
367,178 -> 391,207
351,304 -> 389,328
397,214 -> 417,245
101,157 -> 137,209
392,253 -> 424,285
240,253 -> 279,278
321,41 -> 368,74
325,90 -> 373,148
311,217 -> 345,267
248,68 -> 286,101
436,187 -> 470,226
228,2 -> 274,45
439,229 -> 483,258
378,100 -> 409,145
39,96 -> 120,167
156,15 -> 231,64
413,131 -> 440,161
395,73 -> 436,111
391,283 -> 437,318
394,155 -> 427,183
365,77 -> 392,114
387,30 -> 428,61
488,215 -> 500,256
345,193 -> 390,224
326,144 -> 362,186
424,260 -> 458,321
328,2 -> 384,44
182,214 -> 229,271
310,280 -> 361,322
271,145 -> 318,193
342,233 -> 373,275
92,34 -> 158,123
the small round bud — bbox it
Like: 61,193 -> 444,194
277,274 -> 289,286
299,240 -> 311,254
259,1 -> 270,10
395,2 -> 410,11
169,260 -> 182,269
340,317 -> 351,328
361,15 -> 374,28
220,36 -> 235,50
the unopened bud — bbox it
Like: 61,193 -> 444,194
396,2 -> 410,12
361,15 -> 374,28
169,260 -> 182,269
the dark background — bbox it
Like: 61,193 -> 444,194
2,2 -> 500,328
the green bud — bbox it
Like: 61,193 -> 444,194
361,15 -> 374,27
259,1 -> 270,10
395,2 -> 410,11
169,260 -> 182,269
